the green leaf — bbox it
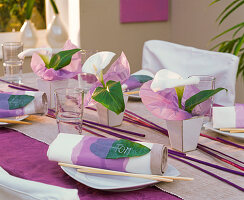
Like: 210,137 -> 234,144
219,39 -> 238,53
8,95 -> 34,110
106,139 -> 151,159
50,0 -> 59,14
26,0 -> 35,20
215,0 -> 241,23
184,88 -> 227,113
211,22 -> 244,41
209,0 -> 222,6
234,34 -> 244,55
92,80 -> 125,115
219,0 -> 244,25
210,41 -> 227,51
232,24 -> 244,38
237,53 -> 244,77
38,54 -> 50,68
131,75 -> 153,83
49,49 -> 81,70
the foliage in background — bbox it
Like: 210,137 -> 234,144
50,0 -> 59,14
0,0 -> 46,32
210,0 -> 244,78
26,0 -> 35,20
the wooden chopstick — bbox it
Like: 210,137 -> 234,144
219,128 -> 244,133
230,130 -> 244,133
0,119 -> 32,125
58,162 -> 193,182
124,91 -> 139,95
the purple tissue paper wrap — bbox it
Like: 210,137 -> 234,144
140,81 -> 211,120
31,40 -> 81,81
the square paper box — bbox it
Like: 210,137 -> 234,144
37,78 -> 69,109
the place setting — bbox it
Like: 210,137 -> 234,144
0,1 -> 244,199
0,39 -> 243,197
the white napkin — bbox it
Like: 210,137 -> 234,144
0,167 -> 79,200
47,133 -> 168,175
213,104 -> 244,128
142,40 -> 239,106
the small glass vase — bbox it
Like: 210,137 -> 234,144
46,14 -> 68,48
20,20 -> 38,48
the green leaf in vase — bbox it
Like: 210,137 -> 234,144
131,75 -> 153,83
8,95 -> 34,110
106,139 -> 151,159
49,48 -> 81,70
184,88 -> 227,113
92,80 -> 125,115
25,0 -> 35,20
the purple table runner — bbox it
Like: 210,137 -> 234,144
0,128 -> 180,200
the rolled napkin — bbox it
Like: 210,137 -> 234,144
122,69 -> 154,91
0,166 -> 79,200
0,91 -> 47,118
47,133 -> 168,175
213,104 -> 244,128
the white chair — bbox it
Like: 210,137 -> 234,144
141,40 -> 239,106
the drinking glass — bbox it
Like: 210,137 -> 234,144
189,75 -> 216,123
54,88 -> 84,134
78,72 -> 97,93
78,49 -> 98,92
2,42 -> 24,83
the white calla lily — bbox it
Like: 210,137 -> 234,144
151,69 -> 200,109
150,69 -> 200,92
82,51 -> 116,81
18,48 -> 53,59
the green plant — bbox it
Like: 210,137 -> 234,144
50,0 -> 59,14
210,0 -> 244,78
25,0 -> 35,20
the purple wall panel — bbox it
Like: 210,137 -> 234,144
120,0 -> 169,23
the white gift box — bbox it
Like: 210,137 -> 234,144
166,116 -> 204,152
96,95 -> 129,127
37,78 -> 69,109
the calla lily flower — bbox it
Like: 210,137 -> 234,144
18,48 -> 53,60
150,69 -> 200,92
150,69 -> 200,109
82,51 -> 116,84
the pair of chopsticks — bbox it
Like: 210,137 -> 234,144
124,91 -> 139,95
0,118 -> 32,125
219,128 -> 244,133
58,162 -> 193,182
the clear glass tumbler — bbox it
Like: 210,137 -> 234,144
78,49 -> 99,93
54,88 -> 84,134
2,42 -> 24,83
189,75 -> 216,123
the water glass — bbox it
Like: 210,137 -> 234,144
189,75 -> 216,123
55,88 -> 84,134
2,42 -> 23,83
78,49 -> 98,92
78,72 -> 97,93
